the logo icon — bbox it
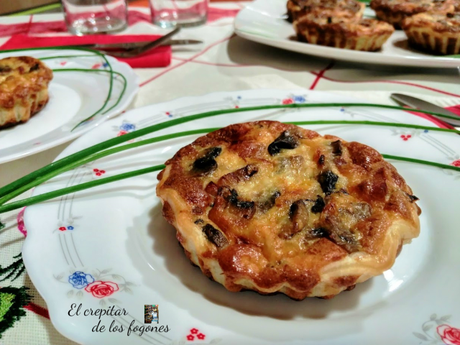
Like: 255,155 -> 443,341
144,305 -> 159,324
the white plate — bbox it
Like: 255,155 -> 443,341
0,48 -> 139,164
234,0 -> 460,68
23,90 -> 460,345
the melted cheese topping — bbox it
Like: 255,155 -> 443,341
287,0 -> 365,22
157,121 -> 421,299
404,11 -> 460,31
371,0 -> 455,13
370,0 -> 458,27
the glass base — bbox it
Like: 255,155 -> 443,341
154,15 -> 207,29
67,17 -> 127,35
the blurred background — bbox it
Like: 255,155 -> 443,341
0,0 -> 237,15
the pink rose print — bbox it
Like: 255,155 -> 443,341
451,159 -> 460,167
438,325 -> 460,345
84,281 -> 119,298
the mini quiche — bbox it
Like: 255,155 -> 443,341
370,0 -> 456,28
156,121 -> 421,300
402,11 -> 460,55
294,16 -> 394,51
0,56 -> 53,129
287,0 -> 365,23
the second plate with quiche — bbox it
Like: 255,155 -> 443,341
235,0 -> 460,68
0,48 -> 139,164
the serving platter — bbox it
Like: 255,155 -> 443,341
0,48 -> 139,164
23,89 -> 460,345
234,0 -> 460,68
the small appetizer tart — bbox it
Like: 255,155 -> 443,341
402,11 -> 460,55
370,0 -> 456,28
287,0 -> 365,23
294,16 -> 395,51
156,121 -> 421,300
0,56 -> 53,129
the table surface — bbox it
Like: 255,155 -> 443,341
0,3 -> 460,344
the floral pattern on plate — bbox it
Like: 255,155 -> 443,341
414,314 -> 459,345
55,268 -> 135,306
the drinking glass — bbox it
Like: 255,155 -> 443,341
149,0 -> 208,28
62,0 -> 128,35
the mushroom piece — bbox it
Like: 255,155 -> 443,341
278,200 -> 310,239
202,224 -> 228,248
320,194 -> 371,252
258,191 -> 281,212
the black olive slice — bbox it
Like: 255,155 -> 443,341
268,131 -> 299,156
311,196 -> 325,213
318,154 -> 325,166
192,147 -> 222,175
29,63 -> 40,72
318,171 -> 339,195
331,140 -> 342,157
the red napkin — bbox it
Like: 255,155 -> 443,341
1,34 -> 171,68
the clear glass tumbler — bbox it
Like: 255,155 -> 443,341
62,0 -> 128,35
149,0 -> 208,28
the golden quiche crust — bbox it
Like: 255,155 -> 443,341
402,11 -> 460,54
294,17 -> 394,51
156,121 -> 421,300
0,56 -> 53,129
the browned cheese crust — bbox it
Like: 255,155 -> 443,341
287,0 -> 365,23
294,16 -> 394,51
0,56 -> 53,129
156,121 -> 421,300
370,0 -> 457,28
402,11 -> 460,54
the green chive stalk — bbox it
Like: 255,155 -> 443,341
0,128 -> 215,205
0,103 -> 458,202
0,152 -> 458,214
0,165 -> 165,214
